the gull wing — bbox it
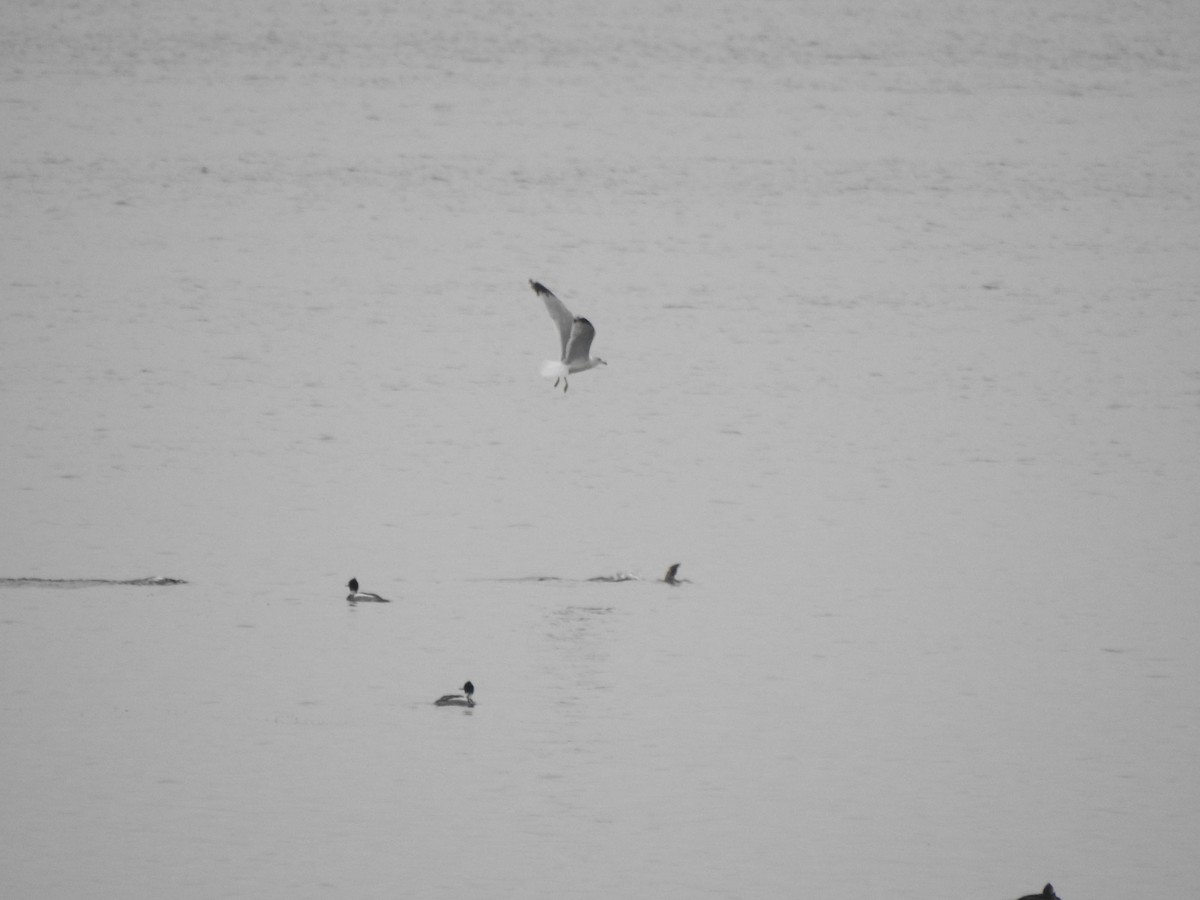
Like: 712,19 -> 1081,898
530,280 -> 573,359
564,317 -> 596,366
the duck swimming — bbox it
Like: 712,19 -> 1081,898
1017,885 -> 1060,900
434,681 -> 475,707
345,578 -> 389,603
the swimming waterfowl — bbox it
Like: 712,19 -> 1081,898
434,681 -> 475,707
345,578 -> 389,603
1017,885 -> 1059,900
530,280 -> 606,392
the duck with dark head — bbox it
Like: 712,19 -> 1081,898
345,578 -> 389,603
1017,884 -> 1060,900
434,681 -> 475,707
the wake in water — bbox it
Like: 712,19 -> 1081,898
0,577 -> 187,588
486,564 -> 687,586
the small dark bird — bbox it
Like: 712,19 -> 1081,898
435,681 -> 476,707
1017,885 -> 1059,900
663,563 -> 682,586
345,578 -> 389,602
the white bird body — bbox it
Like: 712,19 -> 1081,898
530,280 -> 606,391
434,695 -> 475,708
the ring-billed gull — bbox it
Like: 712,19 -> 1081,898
435,681 -> 475,707
530,279 -> 607,392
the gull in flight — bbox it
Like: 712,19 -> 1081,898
530,279 -> 606,392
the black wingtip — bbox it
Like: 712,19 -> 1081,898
530,279 -> 549,296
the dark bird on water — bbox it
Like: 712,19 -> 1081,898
435,681 -> 475,707
1017,885 -> 1060,900
663,563 -> 682,585
345,578 -> 389,602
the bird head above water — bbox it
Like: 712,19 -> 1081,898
435,680 -> 476,707
345,578 -> 388,602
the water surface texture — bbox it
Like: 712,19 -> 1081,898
3,1 -> 1199,898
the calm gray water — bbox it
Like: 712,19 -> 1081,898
3,1 -> 1199,897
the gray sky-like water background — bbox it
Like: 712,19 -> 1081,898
3,1 -> 1199,897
